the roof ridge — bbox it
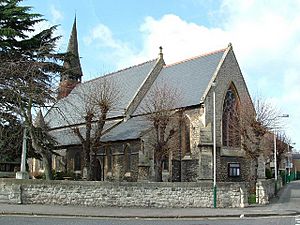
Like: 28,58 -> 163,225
164,48 -> 227,68
83,58 -> 157,84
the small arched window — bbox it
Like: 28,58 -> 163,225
74,152 -> 81,171
124,143 -> 131,172
182,115 -> 191,155
222,84 -> 241,148
106,147 -> 113,172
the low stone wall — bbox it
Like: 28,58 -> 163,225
0,182 -> 22,204
256,179 -> 282,204
0,179 -> 247,208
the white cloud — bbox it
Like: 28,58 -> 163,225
25,5 -> 65,52
83,15 -> 230,68
84,24 -> 117,48
83,23 -> 136,69
50,5 -> 63,23
136,14 -> 230,64
221,0 -> 300,67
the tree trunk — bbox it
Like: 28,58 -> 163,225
154,159 -> 163,182
41,152 -> 53,180
82,142 -> 91,180
90,149 -> 97,180
83,115 -> 92,180
89,111 -> 107,180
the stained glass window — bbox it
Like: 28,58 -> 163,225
222,85 -> 241,148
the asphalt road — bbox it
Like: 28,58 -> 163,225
0,215 -> 299,225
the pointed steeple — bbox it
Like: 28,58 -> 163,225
58,16 -> 83,99
63,16 -> 83,81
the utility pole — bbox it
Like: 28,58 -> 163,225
273,114 -> 289,193
212,81 -> 217,208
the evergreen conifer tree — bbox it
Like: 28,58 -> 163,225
0,0 -> 64,179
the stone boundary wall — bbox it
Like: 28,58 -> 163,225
0,179 -> 248,208
256,179 -> 282,204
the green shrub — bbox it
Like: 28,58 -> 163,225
53,171 -> 64,180
248,193 -> 256,204
265,168 -> 272,179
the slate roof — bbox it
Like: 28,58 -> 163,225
47,47 -> 228,146
293,153 -> 300,160
134,49 -> 226,115
49,119 -> 122,146
45,59 -> 157,128
101,116 -> 152,142
49,117 -> 151,146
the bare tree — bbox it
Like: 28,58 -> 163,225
141,83 -> 181,181
276,131 -> 290,172
62,77 -> 120,180
237,96 -> 280,181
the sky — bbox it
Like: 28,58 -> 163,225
23,0 -> 300,151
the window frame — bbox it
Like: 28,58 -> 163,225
222,84 -> 241,148
228,162 -> 241,177
74,152 -> 81,171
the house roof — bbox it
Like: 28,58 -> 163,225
133,48 -> 226,115
45,59 -> 157,128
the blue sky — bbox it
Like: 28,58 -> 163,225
24,0 -> 300,150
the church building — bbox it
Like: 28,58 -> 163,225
41,18 -> 255,182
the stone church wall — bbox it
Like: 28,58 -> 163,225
99,140 -> 141,182
204,48 -> 253,145
0,179 -> 248,208
61,139 -> 141,181
217,155 -> 251,182
203,48 -> 254,182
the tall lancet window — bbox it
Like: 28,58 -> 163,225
222,84 -> 241,148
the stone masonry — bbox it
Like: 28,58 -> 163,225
200,47 -> 254,182
0,179 -> 247,208
256,179 -> 282,204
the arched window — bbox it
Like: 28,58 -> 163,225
74,152 -> 81,171
124,143 -> 131,172
222,84 -> 241,148
106,147 -> 112,172
182,115 -> 191,155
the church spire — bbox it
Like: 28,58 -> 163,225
58,16 -> 83,99
63,16 -> 83,81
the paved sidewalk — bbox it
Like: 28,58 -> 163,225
1,181 -> 300,219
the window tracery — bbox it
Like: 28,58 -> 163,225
222,84 -> 241,148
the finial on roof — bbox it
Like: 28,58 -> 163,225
228,42 -> 232,48
159,46 -> 163,59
